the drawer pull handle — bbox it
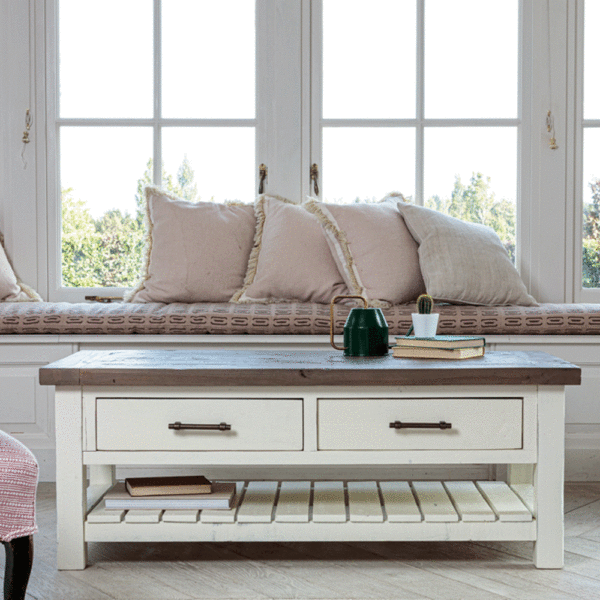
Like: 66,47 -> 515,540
389,420 -> 452,430
168,421 -> 231,431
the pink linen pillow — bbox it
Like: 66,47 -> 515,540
231,195 -> 349,303
303,197 -> 425,306
126,186 -> 256,303
0,235 -> 42,302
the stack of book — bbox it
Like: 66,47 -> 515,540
392,335 -> 486,360
104,475 -> 236,510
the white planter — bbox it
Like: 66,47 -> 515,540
411,313 -> 439,338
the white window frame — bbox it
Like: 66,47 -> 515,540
573,0 -> 600,302
0,0 -> 580,305
311,0 -> 529,266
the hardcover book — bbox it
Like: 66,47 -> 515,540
392,345 -> 485,360
395,335 -> 485,349
125,475 -> 212,497
105,481 -> 235,510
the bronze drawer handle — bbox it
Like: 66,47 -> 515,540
168,421 -> 231,431
389,420 -> 452,430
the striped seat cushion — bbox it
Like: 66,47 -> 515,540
0,302 -> 599,336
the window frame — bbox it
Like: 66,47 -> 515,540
46,0 -> 264,302
311,0 -> 527,263
574,0 -> 600,302
29,0 -> 574,304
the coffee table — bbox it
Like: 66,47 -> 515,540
40,349 -> 580,570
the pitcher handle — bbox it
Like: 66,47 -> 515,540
329,295 -> 368,351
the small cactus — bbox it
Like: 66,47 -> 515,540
416,294 -> 434,315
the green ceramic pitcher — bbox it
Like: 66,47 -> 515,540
329,295 -> 389,357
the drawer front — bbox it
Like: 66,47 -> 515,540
96,398 -> 303,451
318,398 -> 522,451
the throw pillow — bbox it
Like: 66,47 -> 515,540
231,195 -> 349,303
0,235 -> 42,302
303,197 -> 425,307
126,186 -> 256,303
395,200 -> 538,306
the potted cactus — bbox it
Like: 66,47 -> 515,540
411,293 -> 439,337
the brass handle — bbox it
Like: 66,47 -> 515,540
329,295 -> 368,351
169,421 -> 231,431
310,163 -> 319,196
389,421 -> 452,430
258,163 -> 267,194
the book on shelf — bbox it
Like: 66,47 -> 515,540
125,475 -> 211,497
104,481 -> 236,510
392,345 -> 485,360
394,335 -> 485,350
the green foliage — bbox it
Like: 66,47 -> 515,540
583,178 -> 600,288
425,172 -> 516,263
61,156 -> 201,289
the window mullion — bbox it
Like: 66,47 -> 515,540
415,0 -> 425,206
153,0 -> 161,187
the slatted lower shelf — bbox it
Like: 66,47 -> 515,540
85,480 -> 536,543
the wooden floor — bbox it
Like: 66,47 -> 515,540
5,482 -> 600,600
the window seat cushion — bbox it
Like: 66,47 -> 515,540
0,302 -> 599,336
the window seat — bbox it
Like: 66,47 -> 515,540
1,302 -> 599,336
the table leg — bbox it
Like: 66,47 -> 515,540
533,386 -> 565,569
55,387 -> 87,570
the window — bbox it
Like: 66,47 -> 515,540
50,0 -> 524,299
316,0 -> 520,262
582,0 -> 600,289
55,0 -> 256,294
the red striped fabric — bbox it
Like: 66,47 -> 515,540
0,431 -> 38,542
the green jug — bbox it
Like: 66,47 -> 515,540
330,295 -> 389,357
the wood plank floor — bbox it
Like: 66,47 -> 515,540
5,482 -> 600,600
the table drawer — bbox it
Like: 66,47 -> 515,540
96,398 -> 303,451
318,398 -> 523,451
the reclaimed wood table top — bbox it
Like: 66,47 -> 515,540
39,349 -> 581,388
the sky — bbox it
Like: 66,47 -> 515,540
58,0 -> 597,219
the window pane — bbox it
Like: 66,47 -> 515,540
583,130 -> 600,288
162,128 -> 255,203
59,0 -> 153,118
323,0 -> 416,119
162,1 -> 255,118
60,127 -> 153,287
424,127 -> 517,262
322,128 -> 415,203
425,0 -> 518,119
584,0 -> 600,119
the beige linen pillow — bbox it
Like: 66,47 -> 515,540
126,186 -> 256,303
396,200 -> 538,306
303,197 -> 425,307
0,235 -> 42,302
232,195 -> 348,303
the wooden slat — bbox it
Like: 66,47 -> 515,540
510,483 -> 535,514
444,481 -> 496,522
275,481 -> 311,522
312,481 -> 346,522
162,510 -> 199,523
347,481 -> 384,522
412,481 -> 459,522
476,481 -> 532,521
124,509 -> 163,523
236,481 -> 278,523
201,481 -> 245,523
87,504 -> 124,524
379,481 -> 422,522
